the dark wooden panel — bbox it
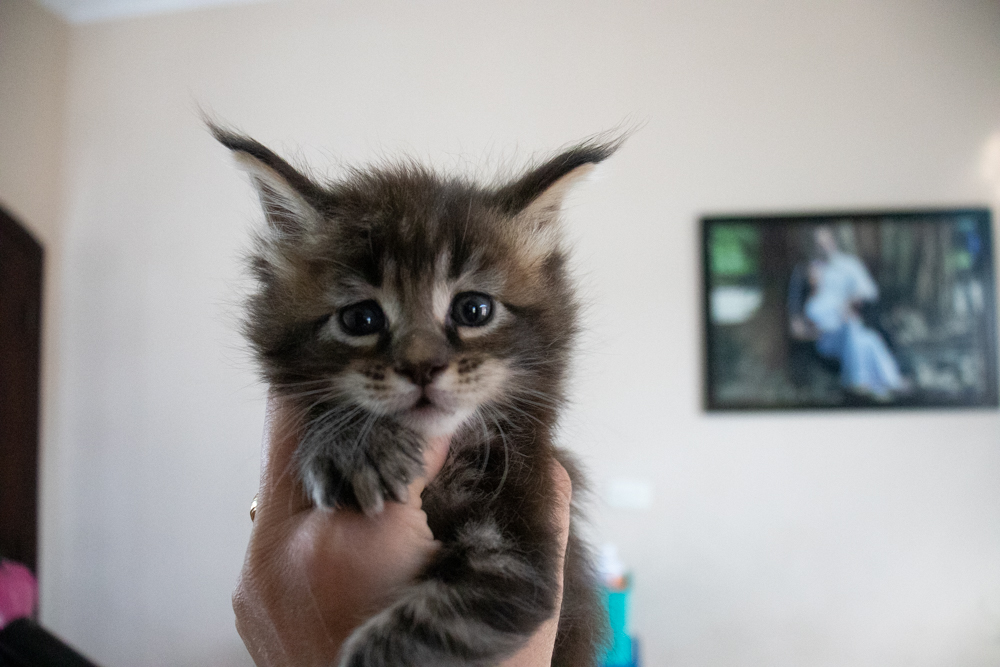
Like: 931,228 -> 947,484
0,205 -> 43,573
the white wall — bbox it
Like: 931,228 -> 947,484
0,0 -> 69,247
35,0 -> 1000,665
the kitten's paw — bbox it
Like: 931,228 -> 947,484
335,621 -> 389,667
298,417 -> 424,515
335,580 -> 523,667
336,603 -> 447,667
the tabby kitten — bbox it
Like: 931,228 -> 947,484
214,125 -> 618,667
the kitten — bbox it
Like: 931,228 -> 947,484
214,125 -> 619,667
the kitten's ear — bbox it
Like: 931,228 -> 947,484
494,138 -> 622,253
210,124 -> 325,238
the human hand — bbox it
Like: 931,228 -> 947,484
232,395 -> 572,667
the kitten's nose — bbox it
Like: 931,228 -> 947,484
396,362 -> 447,387
394,327 -> 449,387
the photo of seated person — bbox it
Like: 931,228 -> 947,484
788,226 -> 906,400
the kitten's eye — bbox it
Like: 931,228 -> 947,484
451,292 -> 494,327
339,300 -> 386,336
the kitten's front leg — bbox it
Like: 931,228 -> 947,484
336,515 -> 559,667
297,411 -> 424,515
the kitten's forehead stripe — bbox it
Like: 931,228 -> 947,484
340,184 -> 525,306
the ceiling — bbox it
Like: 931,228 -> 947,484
36,0 -> 278,24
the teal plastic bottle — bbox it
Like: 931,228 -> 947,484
601,576 -> 634,667
598,544 -> 637,667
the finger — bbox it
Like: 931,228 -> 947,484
304,484 -> 442,623
549,460 -> 573,557
498,460 -> 573,667
423,434 -> 452,481
403,433 -> 452,506
255,393 -> 311,521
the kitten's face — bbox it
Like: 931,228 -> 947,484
246,171 -> 578,440
214,126 -> 616,441
320,256 -> 516,439
285,199 -> 566,439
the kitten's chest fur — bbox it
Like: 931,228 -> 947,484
216,124 -> 618,666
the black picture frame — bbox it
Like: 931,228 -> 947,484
702,208 -> 999,411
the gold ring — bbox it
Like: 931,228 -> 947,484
250,494 -> 258,522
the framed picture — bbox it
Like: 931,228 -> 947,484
702,209 -> 998,410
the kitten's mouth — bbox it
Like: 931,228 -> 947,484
404,387 -> 453,416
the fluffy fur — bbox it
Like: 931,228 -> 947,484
214,124 -> 620,667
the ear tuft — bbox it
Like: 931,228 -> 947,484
210,122 -> 325,238
493,135 -> 624,216
493,135 -> 623,260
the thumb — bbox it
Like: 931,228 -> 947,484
402,434 -> 452,508
255,394 -> 311,523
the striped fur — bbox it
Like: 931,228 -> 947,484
215,124 -> 618,667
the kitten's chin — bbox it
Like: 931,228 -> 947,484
398,404 -> 471,440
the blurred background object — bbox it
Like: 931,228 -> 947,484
0,558 -> 38,629
599,544 -> 638,667
0,557 -> 100,667
704,210 -> 998,409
